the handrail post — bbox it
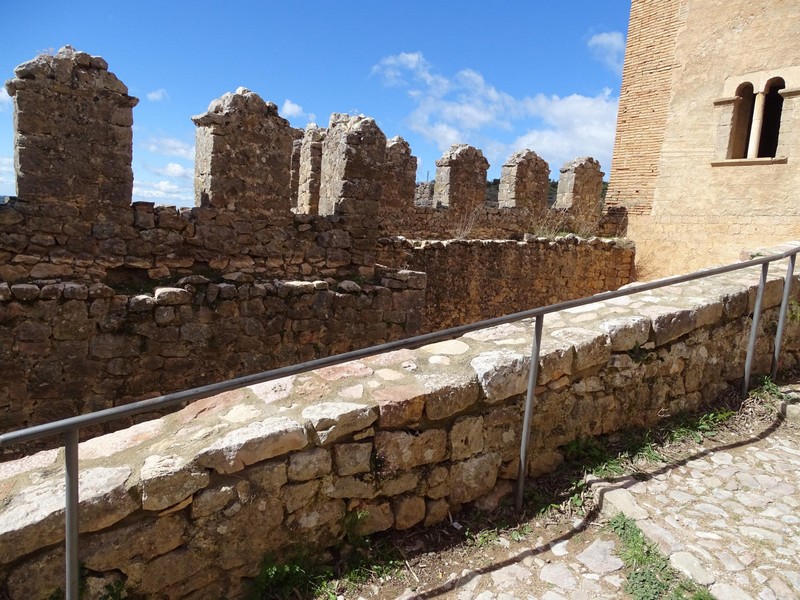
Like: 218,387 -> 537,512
742,263 -> 770,396
65,428 -> 80,600
771,253 -> 796,380
516,314 -> 544,513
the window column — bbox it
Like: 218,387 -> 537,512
746,91 -> 767,158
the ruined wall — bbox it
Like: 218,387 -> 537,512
296,125 -> 325,215
432,144 -> 489,213
0,48 -> 634,442
497,149 -> 549,215
554,157 -> 605,234
0,269 -> 424,435
378,236 -> 635,330
318,114 -> 386,216
608,0 -> 800,276
193,88 -> 295,212
0,250 -> 796,600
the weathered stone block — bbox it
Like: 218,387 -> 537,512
374,430 -> 447,471
288,447 -> 332,481
392,495 -> 425,530
333,442 -> 373,476
450,416 -> 484,460
197,417 -> 308,474
141,454 -> 210,511
448,453 -> 501,505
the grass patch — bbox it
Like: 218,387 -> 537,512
248,539 -> 404,600
608,513 -> 713,600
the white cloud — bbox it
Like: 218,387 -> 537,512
280,99 -> 315,124
0,156 -> 12,174
0,89 -> 12,112
371,51 -> 619,174
150,162 -> 192,178
146,88 -> 169,102
282,99 -> 304,118
588,31 -> 626,76
132,178 -> 193,205
145,137 -> 194,160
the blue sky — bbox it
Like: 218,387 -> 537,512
0,1 -> 630,206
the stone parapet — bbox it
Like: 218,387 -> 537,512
498,149 -> 550,214
0,271 -> 425,435
319,114 -> 387,216
378,235 -> 635,330
192,88 -> 294,212
554,157 -> 605,235
1,243 -> 797,599
432,144 -> 489,212
5,46 -> 138,221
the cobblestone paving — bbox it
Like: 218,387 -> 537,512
390,400 -> 800,600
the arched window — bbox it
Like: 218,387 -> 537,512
758,77 -> 785,158
729,82 -> 755,159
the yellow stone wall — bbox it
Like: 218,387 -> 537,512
608,0 -> 800,277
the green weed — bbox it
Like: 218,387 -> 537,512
608,513 -> 711,600
248,555 -> 335,600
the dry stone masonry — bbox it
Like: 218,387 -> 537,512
0,47 -> 634,438
432,144 -> 490,212
296,124 -> 325,214
192,88 -> 297,212
554,157 -> 605,234
318,114 -> 387,216
0,245 -> 797,599
5,46 -> 138,223
498,149 -> 550,214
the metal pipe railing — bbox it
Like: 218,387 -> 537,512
2,244 -> 799,599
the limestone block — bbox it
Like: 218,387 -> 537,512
334,443 -> 373,476
302,402 -> 378,445
538,337 -> 575,384
374,430 -> 447,471
372,383 -> 426,427
448,453 -> 501,505
0,466 -> 138,564
599,315 -> 651,352
473,478 -> 514,511
424,498 -> 450,526
287,499 -> 345,534
141,454 -> 210,511
644,306 -> 698,346
323,474 -> 377,499
191,485 -> 237,519
282,480 -> 321,512
351,501 -> 394,536
197,417 -> 308,474
421,371 -> 481,421
288,447 -> 332,481
470,349 -> 530,403
154,287 -> 192,305
450,416 -> 485,460
246,460 -> 288,492
82,514 -> 186,571
379,472 -> 420,497
550,327 -> 610,373
392,495 -> 426,530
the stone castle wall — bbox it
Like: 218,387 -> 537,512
0,250 -> 795,599
0,269 -> 424,435
0,47 -> 634,436
378,235 -> 634,331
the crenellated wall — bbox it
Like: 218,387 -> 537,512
0,246 -> 796,600
0,47 -> 634,440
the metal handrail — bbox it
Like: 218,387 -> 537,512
1,244 -> 798,599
